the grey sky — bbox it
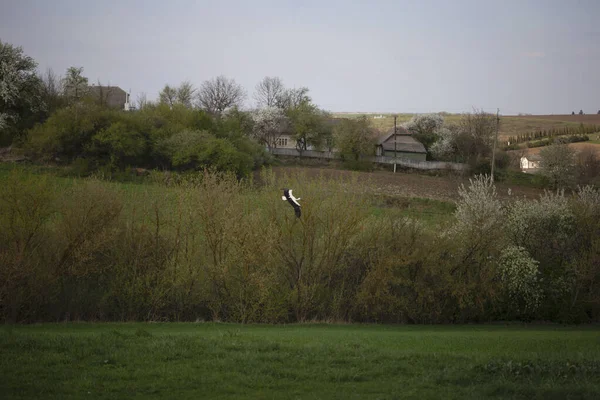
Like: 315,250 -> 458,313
2,0 -> 599,114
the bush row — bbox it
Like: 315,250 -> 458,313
1,169 -> 599,324
23,102 -> 269,178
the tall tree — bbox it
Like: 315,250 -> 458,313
540,144 -> 576,189
403,113 -> 445,151
0,40 -> 45,144
275,87 -> 311,110
286,102 -> 329,152
158,84 -> 177,107
136,92 -> 149,110
251,106 -> 289,149
176,80 -> 195,108
62,66 -> 89,102
196,75 -> 246,116
254,76 -> 285,108
333,116 -> 377,160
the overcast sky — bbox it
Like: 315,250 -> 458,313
2,0 -> 599,115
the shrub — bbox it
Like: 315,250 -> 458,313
498,246 -> 542,318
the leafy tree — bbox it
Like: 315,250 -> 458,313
62,66 -> 89,102
333,116 -> 376,161
579,109 -> 584,115
25,103 -> 109,161
159,82 -> 196,108
176,81 -> 195,108
196,75 -> 246,116
539,144 -> 576,189
0,39 -> 46,144
158,130 -> 254,176
158,84 -> 177,107
286,102 -> 329,152
275,87 -> 311,110
89,121 -> 148,168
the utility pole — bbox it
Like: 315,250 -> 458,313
491,108 -> 499,181
394,115 -> 397,173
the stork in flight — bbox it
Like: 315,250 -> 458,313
282,188 -> 301,218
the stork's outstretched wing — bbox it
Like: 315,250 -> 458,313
282,188 -> 302,218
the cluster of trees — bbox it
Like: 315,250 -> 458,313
538,144 -> 600,188
400,110 -> 498,167
525,135 -> 589,149
506,124 -> 599,147
1,168 -> 598,324
2,39 -> 383,175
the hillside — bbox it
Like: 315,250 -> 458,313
332,113 -> 600,141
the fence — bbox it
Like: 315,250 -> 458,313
268,148 -> 468,171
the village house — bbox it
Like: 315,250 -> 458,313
520,154 -> 541,172
375,126 -> 427,162
87,85 -> 130,110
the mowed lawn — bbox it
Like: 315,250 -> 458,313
1,324 -> 599,399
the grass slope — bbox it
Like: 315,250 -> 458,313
1,323 -> 599,399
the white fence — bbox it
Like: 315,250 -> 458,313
268,148 -> 468,171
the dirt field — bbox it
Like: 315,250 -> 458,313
265,166 -> 545,202
516,114 -> 600,124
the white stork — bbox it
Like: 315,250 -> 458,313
282,188 -> 301,218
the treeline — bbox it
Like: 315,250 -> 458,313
506,124 -> 599,147
24,101 -> 270,178
525,134 -> 589,149
1,168 -> 598,324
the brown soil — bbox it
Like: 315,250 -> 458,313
263,166 -> 545,203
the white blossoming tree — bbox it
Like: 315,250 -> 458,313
0,40 -> 45,144
403,113 -> 445,151
498,245 -> 542,317
251,106 -> 289,149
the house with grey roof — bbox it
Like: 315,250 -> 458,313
376,126 -> 427,161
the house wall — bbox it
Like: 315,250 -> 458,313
382,151 -> 426,161
268,148 -> 468,171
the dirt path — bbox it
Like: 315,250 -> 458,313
264,166 -> 545,202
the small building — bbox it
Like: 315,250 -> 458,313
520,154 -> 542,172
87,85 -> 130,110
375,127 -> 427,162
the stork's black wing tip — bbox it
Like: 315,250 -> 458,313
294,206 -> 301,218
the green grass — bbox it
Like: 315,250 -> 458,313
1,323 -> 599,399
588,133 -> 600,144
370,196 -> 456,226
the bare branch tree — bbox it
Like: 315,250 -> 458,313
196,75 -> 246,116
136,92 -> 149,110
38,68 -> 64,113
254,76 -> 285,108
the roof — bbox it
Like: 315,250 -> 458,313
377,126 -> 411,144
522,154 -> 542,161
377,128 -> 427,154
88,85 -> 128,108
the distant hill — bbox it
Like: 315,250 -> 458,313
332,113 -> 600,140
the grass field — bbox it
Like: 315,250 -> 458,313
1,323 -> 599,399
333,113 -> 600,141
